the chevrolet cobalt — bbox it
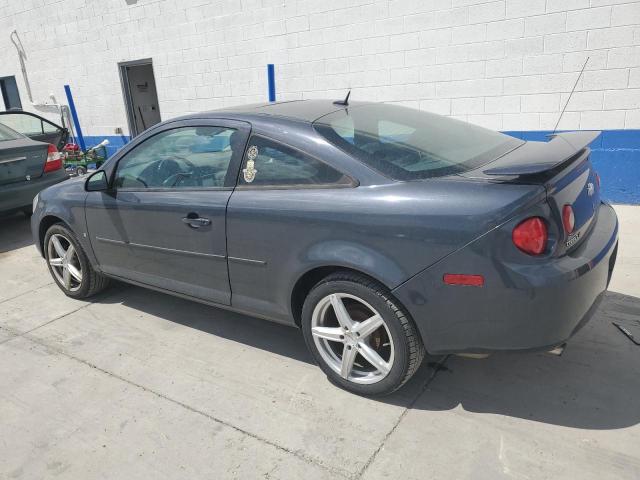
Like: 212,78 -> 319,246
32,100 -> 618,395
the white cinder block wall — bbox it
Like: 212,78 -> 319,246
0,0 -> 639,138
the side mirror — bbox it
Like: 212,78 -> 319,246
85,170 -> 109,192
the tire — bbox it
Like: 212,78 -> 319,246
76,166 -> 87,176
301,271 -> 425,396
44,223 -> 109,299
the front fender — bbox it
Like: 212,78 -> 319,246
32,178 -> 95,266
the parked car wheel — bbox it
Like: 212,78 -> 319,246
44,223 -> 109,298
302,272 -> 425,396
76,166 -> 87,176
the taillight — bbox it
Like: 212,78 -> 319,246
512,217 -> 548,255
562,205 -> 575,234
595,173 -> 600,189
44,144 -> 63,173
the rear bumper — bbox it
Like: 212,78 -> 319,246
0,170 -> 67,214
393,202 -> 619,354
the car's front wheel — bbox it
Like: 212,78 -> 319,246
44,223 -> 109,299
301,272 -> 425,396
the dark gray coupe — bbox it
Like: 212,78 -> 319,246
31,100 -> 618,395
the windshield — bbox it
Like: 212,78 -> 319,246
0,123 -> 23,142
313,104 -> 522,180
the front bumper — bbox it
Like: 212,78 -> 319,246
0,169 -> 67,214
393,202 -> 619,354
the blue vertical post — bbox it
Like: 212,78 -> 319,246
267,64 -> 276,102
63,84 -> 86,151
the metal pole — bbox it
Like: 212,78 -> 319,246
267,64 -> 276,102
63,84 -> 86,151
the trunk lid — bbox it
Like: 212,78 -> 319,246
466,131 -> 602,254
0,138 -> 49,186
542,148 -> 600,254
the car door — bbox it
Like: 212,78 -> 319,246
0,111 -> 69,150
85,119 -> 250,305
226,134 -> 355,321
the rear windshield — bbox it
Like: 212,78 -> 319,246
0,123 -> 23,142
313,104 -> 522,180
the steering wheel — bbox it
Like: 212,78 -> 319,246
116,173 -> 148,188
156,155 -> 197,187
133,176 -> 148,187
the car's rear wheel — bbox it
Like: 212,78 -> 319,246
44,223 -> 109,298
301,272 -> 425,396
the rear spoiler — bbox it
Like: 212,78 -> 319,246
483,131 -> 601,176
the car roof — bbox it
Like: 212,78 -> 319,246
186,99 -> 371,124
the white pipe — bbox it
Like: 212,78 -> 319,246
87,139 -> 109,152
10,30 -> 61,111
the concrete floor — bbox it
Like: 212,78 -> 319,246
0,205 -> 638,479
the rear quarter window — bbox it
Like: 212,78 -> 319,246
239,136 -> 352,187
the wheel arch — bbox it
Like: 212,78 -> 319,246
290,265 -> 396,328
38,215 -> 68,257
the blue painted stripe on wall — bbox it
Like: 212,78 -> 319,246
85,129 -> 639,204
504,130 -> 639,205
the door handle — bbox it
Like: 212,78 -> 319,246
182,214 -> 211,228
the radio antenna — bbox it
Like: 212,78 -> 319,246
333,90 -> 351,106
553,56 -> 589,135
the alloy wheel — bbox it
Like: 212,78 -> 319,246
47,234 -> 83,292
311,293 -> 394,384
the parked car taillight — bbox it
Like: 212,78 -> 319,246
44,144 -> 63,173
512,217 -> 548,255
562,205 -> 575,234
595,172 -> 601,189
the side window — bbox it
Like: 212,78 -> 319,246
239,136 -> 351,187
114,126 -> 237,189
42,119 -> 60,133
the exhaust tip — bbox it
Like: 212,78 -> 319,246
547,343 -> 567,356
456,353 -> 491,359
